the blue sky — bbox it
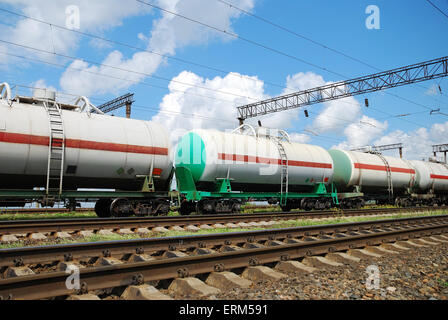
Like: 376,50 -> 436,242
0,0 -> 447,160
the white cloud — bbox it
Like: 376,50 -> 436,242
289,132 -> 311,144
151,70 -> 265,141
334,115 -> 388,150
0,0 -> 150,62
282,72 -> 362,134
283,71 -> 325,94
58,0 -> 255,96
373,121 -> 448,160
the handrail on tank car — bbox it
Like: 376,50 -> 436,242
74,96 -> 105,116
231,124 -> 257,137
0,82 -> 12,103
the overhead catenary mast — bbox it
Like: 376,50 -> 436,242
237,56 -> 448,123
351,143 -> 404,158
98,93 -> 135,118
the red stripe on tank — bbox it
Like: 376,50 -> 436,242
218,153 -> 332,169
431,174 -> 448,180
0,132 -> 168,155
354,163 -> 415,174
0,131 -> 49,146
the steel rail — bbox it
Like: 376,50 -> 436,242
0,214 -> 446,269
0,215 -> 447,300
0,206 -> 444,236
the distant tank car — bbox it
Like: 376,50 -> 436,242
329,149 -> 448,206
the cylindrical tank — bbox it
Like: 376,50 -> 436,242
328,149 -> 415,193
175,128 -> 334,192
0,94 -> 173,191
409,160 -> 448,192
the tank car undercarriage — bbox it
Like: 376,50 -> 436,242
95,198 -> 171,217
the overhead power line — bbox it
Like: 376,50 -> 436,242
135,0 -> 448,114
0,7 -> 295,92
426,0 -> 448,20
135,0 -> 347,79
1,4 -> 445,117
217,0 -> 448,105
0,39 -> 258,101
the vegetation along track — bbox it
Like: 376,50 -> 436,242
0,208 -> 92,215
0,214 -> 447,300
0,206 -> 446,242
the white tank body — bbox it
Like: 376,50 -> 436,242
409,160 -> 448,192
0,96 -> 173,191
175,128 -> 334,192
329,149 -> 416,192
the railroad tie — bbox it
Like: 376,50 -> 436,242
302,256 -> 344,268
169,277 -> 221,297
325,252 -> 361,264
275,260 -> 317,273
242,266 -> 287,282
205,272 -> 253,290
121,285 -> 173,300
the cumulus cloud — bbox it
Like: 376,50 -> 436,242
289,132 -> 311,144
59,0 -> 255,96
0,0 -> 150,62
282,72 -> 362,134
334,115 -> 388,150
373,121 -> 448,161
151,70 -> 265,141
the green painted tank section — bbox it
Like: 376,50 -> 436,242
328,149 -> 352,188
175,132 -> 206,183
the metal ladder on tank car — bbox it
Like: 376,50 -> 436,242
376,153 -> 393,200
43,100 -> 65,197
273,138 -> 289,206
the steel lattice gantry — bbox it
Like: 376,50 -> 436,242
351,143 -> 404,158
98,93 -> 135,118
237,56 -> 448,121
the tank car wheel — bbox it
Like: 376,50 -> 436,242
179,201 -> 192,216
95,199 -> 112,218
110,198 -> 132,217
231,200 -> 242,213
280,204 -> 292,212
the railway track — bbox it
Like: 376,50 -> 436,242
0,206 -> 445,241
0,214 -> 447,300
0,206 -> 276,215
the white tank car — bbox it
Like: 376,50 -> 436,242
0,83 -> 173,192
328,149 -> 416,193
175,126 -> 334,192
409,160 -> 448,192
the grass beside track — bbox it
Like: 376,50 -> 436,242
0,209 -> 446,249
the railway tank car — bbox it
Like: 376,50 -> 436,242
175,125 -> 337,214
0,82 -> 174,216
329,149 -> 448,206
